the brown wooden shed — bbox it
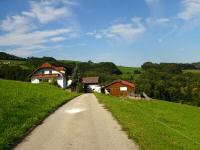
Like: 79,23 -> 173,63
104,80 -> 136,97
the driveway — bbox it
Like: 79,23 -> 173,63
14,94 -> 138,150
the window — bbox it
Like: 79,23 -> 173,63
49,70 -> 52,74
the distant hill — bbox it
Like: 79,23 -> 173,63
0,52 -> 123,83
193,62 -> 200,69
0,52 -> 25,60
1,51 -> 199,83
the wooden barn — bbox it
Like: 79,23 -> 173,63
82,76 -> 101,93
104,80 -> 136,97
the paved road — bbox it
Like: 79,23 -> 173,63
14,94 -> 139,150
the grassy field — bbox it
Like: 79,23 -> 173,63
95,94 -> 200,150
183,69 -> 200,75
0,60 -> 33,70
0,79 -> 79,150
118,66 -> 142,80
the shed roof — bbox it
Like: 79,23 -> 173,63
82,77 -> 99,84
104,80 -> 135,88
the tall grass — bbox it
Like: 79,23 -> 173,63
0,79 -> 79,150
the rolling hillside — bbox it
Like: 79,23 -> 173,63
95,94 -> 200,150
118,66 -> 142,80
183,69 -> 200,75
0,79 -> 79,150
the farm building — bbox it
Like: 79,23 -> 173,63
104,80 -> 136,97
82,76 -> 101,93
29,62 -> 67,88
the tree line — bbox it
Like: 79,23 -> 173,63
0,53 -> 122,84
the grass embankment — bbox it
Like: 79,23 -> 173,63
95,93 -> 200,150
0,79 -> 79,150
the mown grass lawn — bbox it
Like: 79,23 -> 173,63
95,93 -> 200,150
0,79 -> 79,150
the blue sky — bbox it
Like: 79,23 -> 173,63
0,0 -> 200,66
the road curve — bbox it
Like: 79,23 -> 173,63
14,94 -> 139,150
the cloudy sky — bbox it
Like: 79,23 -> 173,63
0,0 -> 200,66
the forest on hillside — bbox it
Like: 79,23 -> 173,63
136,62 -> 200,106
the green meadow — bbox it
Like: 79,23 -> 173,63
183,69 -> 200,75
0,79 -> 78,150
95,93 -> 200,150
118,66 -> 142,80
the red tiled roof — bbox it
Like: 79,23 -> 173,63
82,77 -> 99,84
41,62 -> 52,68
29,62 -> 66,77
54,66 -> 65,71
104,80 -> 135,88
120,80 -> 135,88
40,63 -> 65,71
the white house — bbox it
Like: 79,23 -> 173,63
29,62 -> 67,88
82,76 -> 101,93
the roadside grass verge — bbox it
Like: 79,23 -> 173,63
0,79 -> 79,150
95,93 -> 200,150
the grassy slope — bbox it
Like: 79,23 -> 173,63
95,94 -> 200,150
183,69 -> 200,74
118,66 -> 142,80
0,60 -> 33,70
0,79 -> 79,150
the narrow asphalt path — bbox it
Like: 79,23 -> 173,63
14,94 -> 139,150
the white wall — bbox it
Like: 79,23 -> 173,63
88,84 -> 101,93
67,79 -> 72,87
52,70 -> 60,74
31,78 -> 40,84
57,76 -> 66,89
35,69 -> 60,74
44,70 -> 49,74
31,68 -> 67,88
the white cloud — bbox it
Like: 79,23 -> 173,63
145,0 -> 160,8
146,17 -> 171,26
145,0 -> 160,4
22,1 -> 72,24
50,37 -> 66,42
178,0 -> 200,20
9,49 -> 38,57
87,17 -> 146,43
0,28 -> 71,46
156,18 -> 170,24
1,15 -> 31,33
8,44 -> 62,57
109,23 -> 145,41
0,0 -> 79,57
